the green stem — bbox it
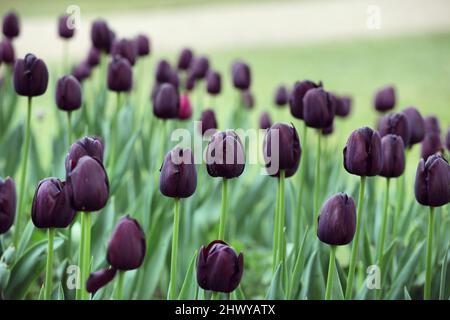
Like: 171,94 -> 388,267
424,207 -> 435,300
65,112 -> 73,260
211,291 -> 220,300
277,170 -> 286,267
63,40 -> 69,74
109,92 -> 121,172
272,177 -> 281,272
169,198 -> 180,300
79,212 -> 92,300
67,111 -> 73,145
313,131 -> 322,232
325,246 -> 336,300
345,176 -> 366,300
76,212 -> 84,300
376,178 -> 390,299
218,178 -> 228,240
115,271 -> 125,300
13,97 -> 32,247
44,228 -> 55,300
392,176 -> 403,235
294,123 -> 307,251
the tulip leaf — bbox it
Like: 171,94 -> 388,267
439,246 -> 449,300
287,227 -> 309,299
16,220 -> 35,258
404,286 -> 412,300
110,130 -> 139,194
0,122 -> 23,176
178,250 -> 198,300
300,251 -> 325,300
265,263 -> 285,300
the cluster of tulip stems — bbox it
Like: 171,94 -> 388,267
0,10 -> 449,300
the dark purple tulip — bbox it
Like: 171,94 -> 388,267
58,15 -> 74,39
336,95 -> 352,117
177,48 -> 193,70
415,154 -> 450,207
67,156 -> 109,212
2,11 -> 20,39
0,39 -> 15,64
343,127 -> 383,177
199,109 -> 218,136
185,73 -> 196,91
31,178 -> 76,229
13,54 -> 49,97
135,34 -> 150,57
322,123 -> 334,136
402,107 -> 425,146
289,80 -> 321,119
0,177 -> 16,234
378,112 -> 411,146
86,268 -> 117,294
374,85 -> 396,112
317,193 -> 356,245
111,38 -> 137,66
55,75 -> 82,112
86,47 -> 101,67
206,131 -> 245,179
446,127 -> 450,152
191,56 -> 209,79
107,215 -> 146,270
259,112 -> 272,130
72,61 -> 91,82
197,240 -> 244,293
206,70 -> 221,95
153,83 -> 179,119
155,59 -> 172,83
274,85 -> 289,107
303,88 -> 335,129
169,69 -> 180,88
65,136 -> 104,173
91,20 -> 112,52
232,61 -> 251,90
424,116 -> 441,135
242,90 -> 254,109
107,56 -> 132,92
263,123 -> 301,178
421,133 -> 443,160
380,134 -> 405,178
178,94 -> 192,120
160,147 -> 197,198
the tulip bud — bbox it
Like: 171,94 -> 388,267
242,90 -> 254,109
374,85 -> 396,112
197,240 -> 244,293
160,147 -> 197,198
414,154 -> 450,207
111,39 -> 136,66
191,56 -> 210,79
289,80 -> 321,119
177,48 -> 193,70
65,136 -> 104,173
402,107 -> 425,146
86,47 -> 100,67
185,72 -> 196,91
259,112 -> 272,130
178,94 -> 192,120
424,116 -> 441,135
317,193 -> 356,245
206,70 -> 221,95
343,127 -> 383,177
55,75 -> 82,112
169,69 -> 180,89
378,112 -> 411,146
107,56 -> 132,92
86,268 -> 117,294
232,61 -> 251,90
31,178 -> 76,229
322,123 -> 334,136
107,215 -> 146,270
199,109 -> 218,136
380,134 -> 405,178
336,95 -> 352,117
67,156 -> 109,212
0,177 -> 16,234
91,20 -> 112,52
446,127 -> 450,152
153,83 -> 179,119
155,59 -> 172,83
135,34 -> 150,57
274,85 -> 289,107
2,11 -> 20,39
72,61 -> 91,82
58,15 -> 74,39
421,133 -> 443,160
13,53 -> 49,97
0,39 -> 14,64
303,88 -> 335,129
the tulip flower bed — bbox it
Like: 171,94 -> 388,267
0,10 -> 449,302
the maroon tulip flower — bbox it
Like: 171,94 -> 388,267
0,177 -> 16,234
421,133 -> 443,160
86,47 -> 101,67
424,116 -> 441,135
107,56 -> 133,92
0,39 -> 15,64
191,56 -> 210,79
111,38 -> 137,66
86,268 -> 117,294
153,83 -> 179,119
199,109 -> 218,136
289,80 -> 322,119
274,85 -> 289,107
177,48 -> 193,70
178,94 -> 192,120
58,15 -> 75,39
135,34 -> 150,57
303,88 -> 335,129
378,112 -> 411,146
65,136 -> 104,173
2,11 -> 20,39
259,112 -> 272,130
206,70 -> 221,95
336,95 -> 352,117
91,20 -> 112,52
232,61 -> 251,90
72,61 -> 91,82
55,75 -> 82,112
402,107 -> 425,146
374,85 -> 396,112
415,154 -> 450,207
155,59 -> 172,83
380,134 -> 405,178
13,53 -> 49,97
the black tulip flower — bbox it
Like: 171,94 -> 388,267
380,134 -> 405,178
155,59 -> 172,83
169,69 -> 180,88
72,61 -> 91,82
67,156 -> 109,212
177,48 -> 193,70
13,53 -> 49,97
111,39 -> 137,66
2,11 -> 20,39
65,136 -> 104,173
446,127 -> 450,152
374,85 -> 396,112
317,193 -> 356,245
343,127 -> 383,177
0,177 -> 16,234
242,90 -> 254,109
107,215 -> 146,270
424,116 -> 441,135
336,95 -> 352,117
303,88 -> 335,129
274,85 -> 289,107
232,61 -> 251,90
160,147 -> 197,198
58,15 -> 74,39
199,109 -> 218,136
421,133 -> 443,160
135,34 -> 150,57
259,112 -> 272,130
107,56 -> 133,92
402,107 -> 425,146
0,39 -> 15,64
415,154 -> 450,207
91,20 -> 112,52
153,83 -> 179,119
378,112 -> 411,146
31,178 -> 76,228
191,56 -> 209,80
289,80 -> 321,119
86,47 -> 100,67
185,72 -> 196,91
55,75 -> 82,112
86,268 -> 117,294
322,123 -> 334,136
206,70 -> 221,95
197,240 -> 244,293
263,123 -> 301,178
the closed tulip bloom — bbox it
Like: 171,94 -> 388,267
155,59 -> 172,83
289,80 -> 321,119
58,15 -> 74,39
55,75 -> 82,112
378,112 -> 411,146
177,48 -> 193,70
153,83 -> 179,119
185,72 -> 196,91
274,85 -> 289,107
178,94 -> 192,120
0,177 -> 16,234
169,69 -> 180,88
2,11 -> 20,39
424,116 -> 441,135
14,53 -> 49,97
206,70 -> 221,95
374,85 -> 396,112
402,107 -> 425,146
107,56 -> 132,92
107,215 -> 146,270
415,154 -> 450,207
65,136 -> 104,173
86,47 -> 100,67
303,88 -> 335,129
380,134 -> 405,178
336,95 -> 352,117
67,156 -> 109,212
421,133 -> 443,160
31,178 -> 76,229
111,39 -> 136,66
197,240 -> 244,293
242,90 -> 254,109
259,112 -> 272,130
86,268 -> 117,294
322,123 -> 334,136
199,109 -> 218,136
317,193 -> 356,245
191,56 -> 210,79
446,127 -> 450,152
0,39 -> 14,64
232,61 -> 251,90
72,61 -> 91,82
343,127 -> 383,177
160,147 -> 197,198
135,34 -> 150,57
91,20 -> 112,52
